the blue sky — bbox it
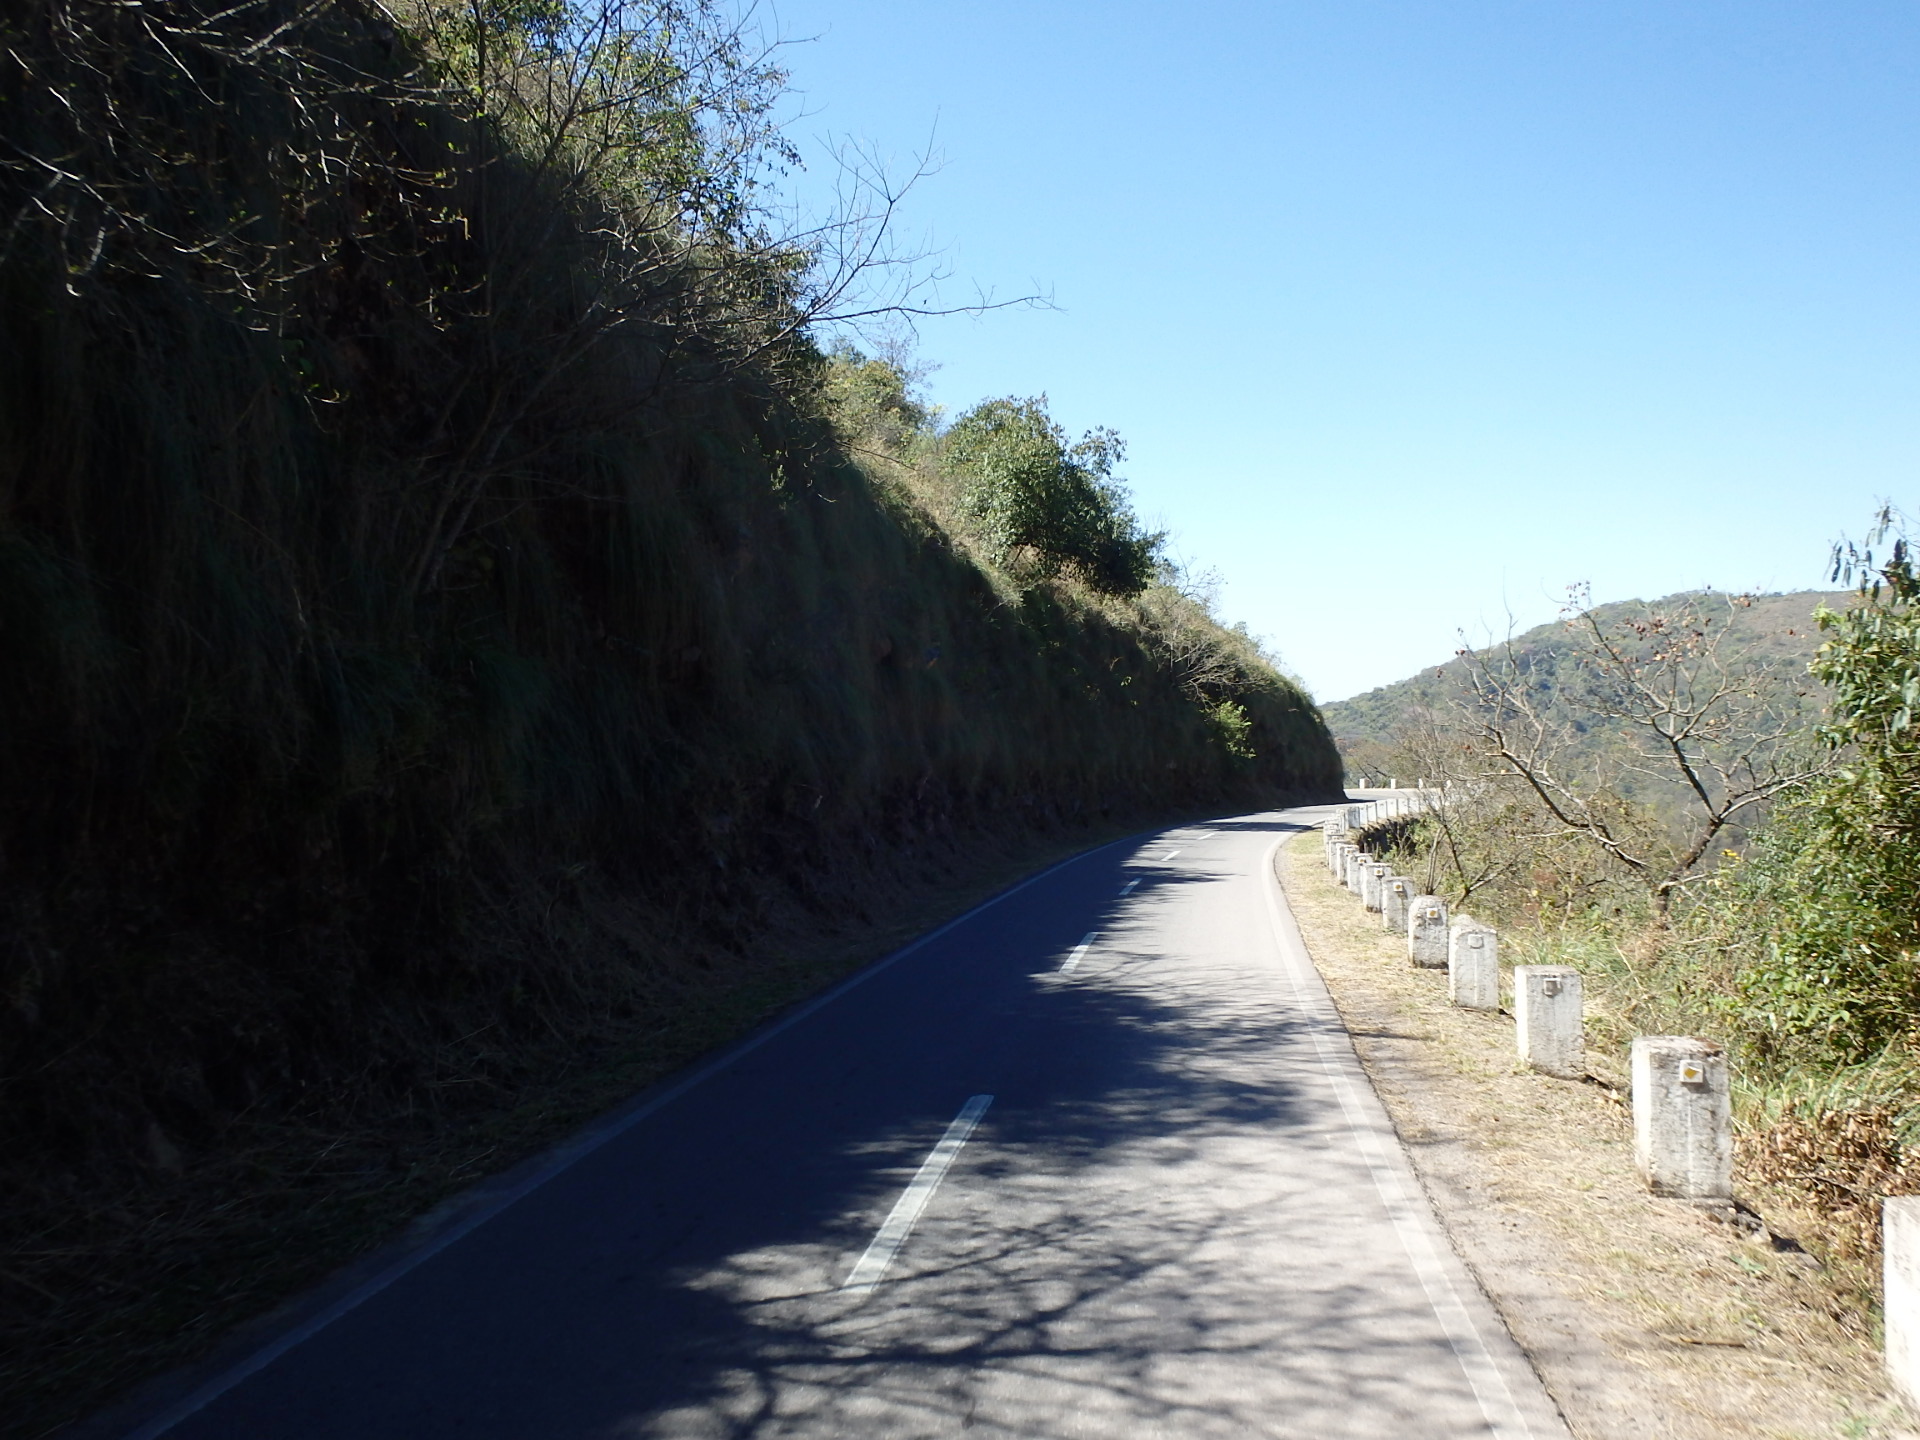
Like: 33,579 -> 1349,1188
764,0 -> 1920,702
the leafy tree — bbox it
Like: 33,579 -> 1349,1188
944,397 -> 1159,596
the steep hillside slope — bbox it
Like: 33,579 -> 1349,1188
0,2 -> 1340,1429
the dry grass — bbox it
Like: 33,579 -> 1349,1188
1279,828 -> 1915,1440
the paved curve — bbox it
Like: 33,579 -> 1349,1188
108,807 -> 1570,1440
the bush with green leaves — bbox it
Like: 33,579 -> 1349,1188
1701,518 -> 1920,1062
943,397 -> 1160,596
817,345 -> 934,458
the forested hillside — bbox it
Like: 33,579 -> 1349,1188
1324,588 -> 1842,800
0,1 -> 1339,1428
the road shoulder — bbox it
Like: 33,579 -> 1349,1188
1276,828 -> 1908,1440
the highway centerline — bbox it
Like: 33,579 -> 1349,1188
1058,931 -> 1098,975
841,1095 -> 994,1296
106,809 -> 1569,1440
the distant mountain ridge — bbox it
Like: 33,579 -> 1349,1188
1321,589 -> 1849,771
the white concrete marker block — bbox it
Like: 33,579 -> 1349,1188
1514,966 -> 1583,1078
1339,847 -> 1358,889
1885,1199 -> 1920,1412
1408,895 -> 1449,967
1335,843 -> 1356,881
1382,877 -> 1416,933
1362,862 -> 1392,913
1631,1036 -> 1732,1199
1348,851 -> 1372,894
1448,917 -> 1499,1009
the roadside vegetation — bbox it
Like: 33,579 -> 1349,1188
1332,535 -> 1920,1315
0,0 -> 1339,1431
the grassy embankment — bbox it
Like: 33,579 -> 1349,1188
1279,830 -> 1902,1440
0,1 -> 1341,1432
1332,585 -> 1920,1329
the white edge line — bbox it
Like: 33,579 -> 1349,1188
1258,833 -> 1536,1440
841,1094 -> 993,1294
1058,931 -> 1098,975
116,835 -> 1132,1440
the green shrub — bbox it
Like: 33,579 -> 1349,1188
1692,557 -> 1920,1060
944,397 -> 1160,596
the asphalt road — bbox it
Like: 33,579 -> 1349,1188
111,807 -> 1570,1440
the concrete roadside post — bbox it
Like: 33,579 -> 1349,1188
1362,862 -> 1393,913
1448,917 -> 1499,1009
1382,877 -> 1416,933
1343,849 -> 1366,892
1885,1199 -> 1920,1412
1408,895 -> 1449,967
1631,1037 -> 1732,1199
1515,966 -> 1583,1078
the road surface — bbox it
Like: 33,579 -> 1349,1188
108,807 -> 1569,1440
